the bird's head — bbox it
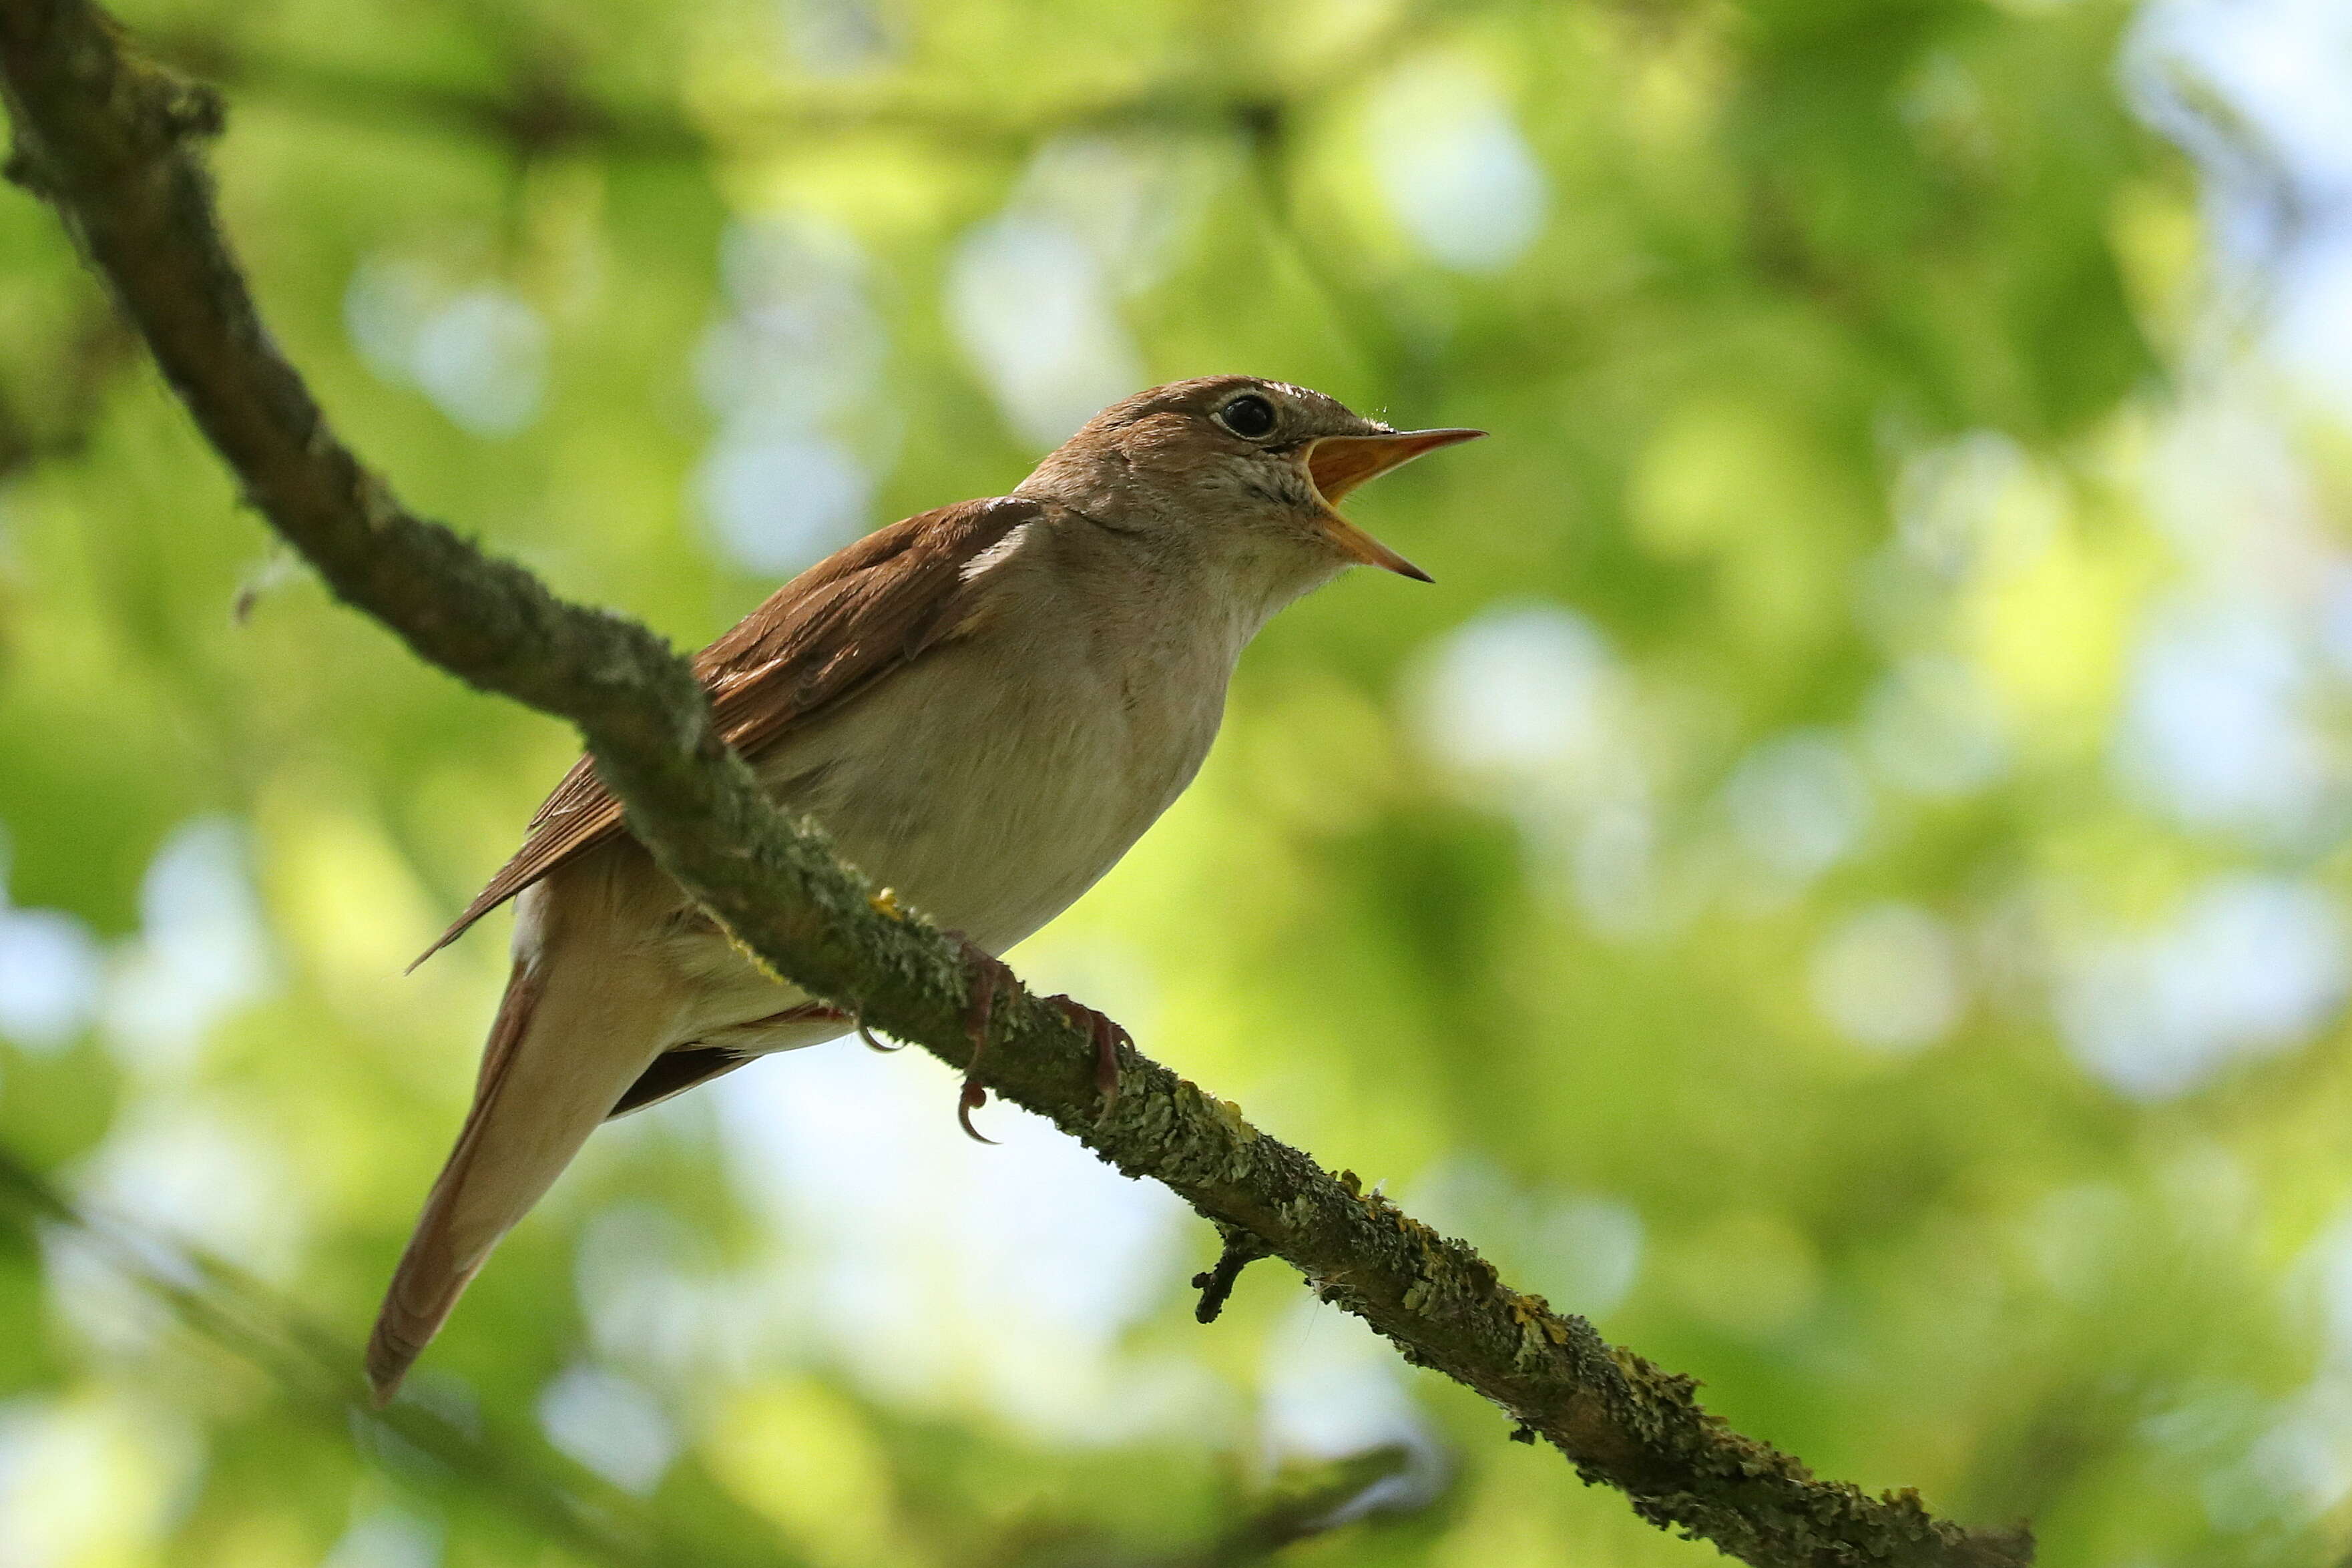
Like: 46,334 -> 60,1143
1016,376 -> 1482,593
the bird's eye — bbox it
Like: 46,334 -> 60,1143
1214,393 -> 1278,440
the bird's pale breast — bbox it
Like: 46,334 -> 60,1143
766,605 -> 1229,954
638,540 -> 1245,1053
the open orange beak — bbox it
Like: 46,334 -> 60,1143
1302,428 -> 1485,582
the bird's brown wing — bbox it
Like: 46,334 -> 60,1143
409,495 -> 1045,969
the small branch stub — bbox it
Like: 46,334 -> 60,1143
1192,1222 -> 1271,1324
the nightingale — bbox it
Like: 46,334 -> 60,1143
368,376 -> 1481,1401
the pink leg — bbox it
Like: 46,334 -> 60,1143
955,939 -> 1011,1144
1047,995 -> 1132,1109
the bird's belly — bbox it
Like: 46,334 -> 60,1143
759,635 -> 1219,955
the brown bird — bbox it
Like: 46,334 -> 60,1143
369,376 -> 1480,1402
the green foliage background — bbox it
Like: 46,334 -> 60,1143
3,0 -> 2348,1563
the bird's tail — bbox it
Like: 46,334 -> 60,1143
366,952 -> 672,1404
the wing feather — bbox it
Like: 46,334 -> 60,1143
409,495 -> 1044,969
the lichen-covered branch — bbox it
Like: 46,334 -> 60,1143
0,5 -> 2030,1563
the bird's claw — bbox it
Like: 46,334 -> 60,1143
1047,994 -> 1131,1110
956,1075 -> 995,1143
954,937 -> 1009,1144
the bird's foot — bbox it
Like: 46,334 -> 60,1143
953,937 -> 1011,1144
1046,994 -> 1131,1111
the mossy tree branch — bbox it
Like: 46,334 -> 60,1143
0,3 -> 2030,1563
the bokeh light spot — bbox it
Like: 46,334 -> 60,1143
1367,61 -> 1550,274
1811,902 -> 1967,1053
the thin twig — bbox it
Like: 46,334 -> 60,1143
0,1147 -> 804,1568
